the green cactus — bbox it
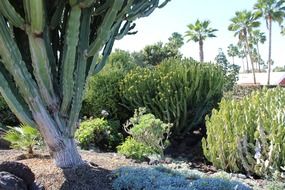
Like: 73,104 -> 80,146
202,87 -> 285,178
0,0 -> 170,168
120,58 -> 224,140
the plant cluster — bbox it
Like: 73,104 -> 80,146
3,125 -> 43,155
75,118 -> 123,151
215,48 -> 240,91
112,167 -> 251,190
203,87 -> 285,178
117,137 -> 156,161
120,58 -> 224,139
81,68 -> 129,122
123,107 -> 172,157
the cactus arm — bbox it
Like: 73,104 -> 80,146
158,0 -> 171,8
60,5 -> 81,115
43,28 -> 58,93
67,8 -> 92,135
0,16 -> 62,133
50,0 -> 66,30
93,34 -> 116,74
87,0 -> 124,56
79,0 -> 95,8
28,0 -> 45,34
27,34 -> 57,108
0,0 -> 25,29
0,16 -> 39,101
0,64 -> 36,127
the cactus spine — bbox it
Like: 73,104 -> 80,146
0,0 -> 170,168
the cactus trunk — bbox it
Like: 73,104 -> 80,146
0,0 -> 169,168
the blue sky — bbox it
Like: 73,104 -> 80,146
114,0 -> 285,68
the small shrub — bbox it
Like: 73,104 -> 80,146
75,118 -> 123,151
124,107 -> 172,157
120,58 -> 224,139
3,125 -> 43,155
202,87 -> 285,178
81,69 -> 130,122
117,137 -> 156,161
112,167 -> 251,190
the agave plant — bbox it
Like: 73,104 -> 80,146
3,125 -> 43,155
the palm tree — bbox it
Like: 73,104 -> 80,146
185,20 -> 218,62
228,10 -> 261,84
254,0 -> 285,84
227,44 -> 239,65
250,30 -> 266,72
238,41 -> 249,73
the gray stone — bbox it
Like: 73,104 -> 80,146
0,171 -> 27,190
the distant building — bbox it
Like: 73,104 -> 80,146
237,72 -> 285,86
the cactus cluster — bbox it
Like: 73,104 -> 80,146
120,58 -> 224,139
0,0 -> 170,167
202,87 -> 285,178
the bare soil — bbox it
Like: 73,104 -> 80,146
0,149 -> 146,190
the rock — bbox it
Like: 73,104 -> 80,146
0,161 -> 35,186
0,161 -> 44,190
147,154 -> 161,165
0,171 -> 27,190
237,173 -> 247,179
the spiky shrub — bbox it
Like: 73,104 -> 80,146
0,0 -> 169,168
75,118 -> 123,151
123,107 -> 172,157
120,58 -> 224,139
202,87 -> 285,178
3,125 -> 43,155
117,137 -> 156,161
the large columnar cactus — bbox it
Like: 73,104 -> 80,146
0,0 -> 170,168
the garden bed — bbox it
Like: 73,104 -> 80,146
0,149 -> 283,190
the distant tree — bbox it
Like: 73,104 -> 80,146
237,42 -> 249,73
227,44 -> 239,65
228,10 -> 261,84
215,48 -> 240,91
254,0 -> 285,84
185,20 -> 218,62
250,30 -> 266,72
106,49 -> 136,71
167,32 -> 184,49
273,65 -> 285,72
137,32 -> 184,66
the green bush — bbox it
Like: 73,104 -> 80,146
202,87 -> 285,178
117,137 -> 156,161
3,125 -> 43,155
120,58 -> 224,139
75,118 -> 123,151
124,108 -> 172,157
81,69 -> 129,122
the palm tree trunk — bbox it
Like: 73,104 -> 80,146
241,58 -> 245,73
245,38 -> 256,84
232,57 -> 235,65
199,40 -> 204,62
267,18 -> 272,85
256,43 -> 261,72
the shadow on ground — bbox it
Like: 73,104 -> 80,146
60,162 -> 112,190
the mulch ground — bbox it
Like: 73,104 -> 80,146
0,149 -> 147,190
